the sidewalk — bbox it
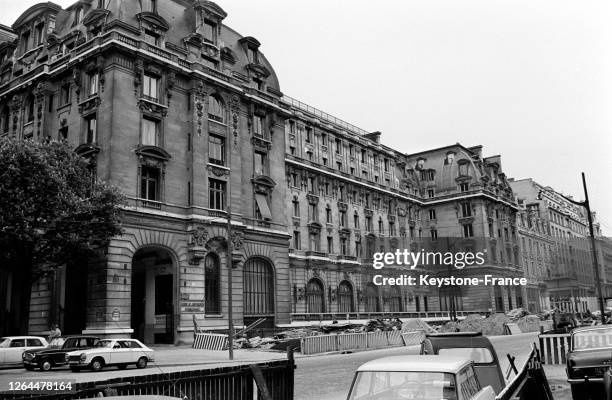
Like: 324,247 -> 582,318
544,364 -> 571,400
150,345 -> 289,368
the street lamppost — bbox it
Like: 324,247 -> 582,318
539,173 -> 606,324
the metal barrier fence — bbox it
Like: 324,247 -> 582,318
300,330 -> 424,355
1,359 -> 295,400
538,333 -> 571,364
193,332 -> 229,350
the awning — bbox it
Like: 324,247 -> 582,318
255,193 -> 272,220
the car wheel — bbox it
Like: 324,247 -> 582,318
90,358 -> 104,372
571,384 -> 587,400
136,357 -> 148,369
117,364 -> 127,370
70,366 -> 81,372
40,360 -> 52,372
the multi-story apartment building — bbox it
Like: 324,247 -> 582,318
510,178 -> 602,312
402,146 -> 523,314
0,0 -> 294,342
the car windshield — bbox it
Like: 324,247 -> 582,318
573,328 -> 612,350
0,338 -> 9,348
94,340 -> 114,348
438,348 -> 494,364
348,371 -> 457,400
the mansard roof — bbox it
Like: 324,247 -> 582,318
12,2 -> 62,30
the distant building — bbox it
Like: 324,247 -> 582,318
510,178 -> 603,312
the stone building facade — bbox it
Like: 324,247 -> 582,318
509,178 -> 602,313
0,0 -> 293,343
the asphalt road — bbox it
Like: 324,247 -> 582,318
0,332 -> 549,400
293,332 -> 540,400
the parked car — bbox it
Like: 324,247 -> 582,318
22,335 -> 99,371
66,338 -> 154,372
420,332 -> 505,395
346,355 -> 496,400
566,325 -> 612,400
0,336 -> 48,368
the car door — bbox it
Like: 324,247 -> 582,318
109,341 -> 132,364
6,338 -> 26,364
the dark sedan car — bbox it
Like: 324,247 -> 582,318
22,336 -> 99,371
566,325 -> 612,400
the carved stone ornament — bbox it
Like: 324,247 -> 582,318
251,136 -> 271,151
79,96 -> 101,114
191,227 -> 209,247
207,165 -> 229,177
138,99 -> 168,117
230,232 -> 244,250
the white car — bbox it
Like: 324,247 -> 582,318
66,338 -> 154,372
0,336 -> 48,368
346,355 -> 496,400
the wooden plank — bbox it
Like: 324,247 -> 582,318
250,364 -> 273,400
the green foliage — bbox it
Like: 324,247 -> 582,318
0,137 -> 124,277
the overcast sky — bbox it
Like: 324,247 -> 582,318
3,0 -> 612,234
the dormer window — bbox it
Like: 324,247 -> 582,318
35,23 -> 45,46
143,29 -> 160,46
74,7 -> 84,26
141,0 -> 157,13
203,20 -> 217,44
445,152 -> 455,165
247,47 -> 258,64
21,31 -> 30,53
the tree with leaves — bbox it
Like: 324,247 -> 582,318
0,137 -> 124,334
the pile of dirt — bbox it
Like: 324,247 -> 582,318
516,315 -> 541,333
438,314 -> 509,335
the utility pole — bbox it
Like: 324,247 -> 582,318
226,168 -> 234,359
581,173 -> 606,324
541,173 -> 606,324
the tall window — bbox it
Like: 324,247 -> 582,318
429,209 -> 436,220
326,206 -> 332,223
21,31 -> 30,53
338,281 -> 354,313
60,83 -> 71,105
306,279 -> 325,313
25,96 -> 35,123
208,135 -> 225,165
353,212 -> 360,228
141,117 -> 158,146
88,72 -> 99,96
308,203 -> 318,222
209,179 -> 226,210
203,20 -> 217,43
85,114 -> 97,143
204,254 -> 220,314
292,198 -> 300,217
463,224 -> 474,238
253,115 -> 264,137
461,203 -> 472,217
140,166 -> 160,201
309,232 -> 319,251
339,210 -> 347,227
35,24 -> 44,46
208,95 -> 225,122
340,237 -> 348,255
247,47 -> 258,64
460,182 -> 469,192
254,152 -> 267,176
243,258 -> 274,317
327,236 -> 333,253
293,231 -> 301,249
143,74 -> 158,100
366,216 -> 372,232
1,107 -> 9,133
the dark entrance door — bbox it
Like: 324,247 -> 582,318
63,259 -> 88,334
131,268 -> 146,342
155,274 -> 173,344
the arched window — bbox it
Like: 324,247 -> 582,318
208,94 -> 225,123
1,106 -> 9,133
388,286 -> 402,312
306,278 -> 325,313
204,253 -> 220,314
243,258 -> 274,317
338,281 -> 354,313
364,283 -> 380,312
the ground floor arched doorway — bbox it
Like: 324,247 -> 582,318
131,247 -> 175,344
